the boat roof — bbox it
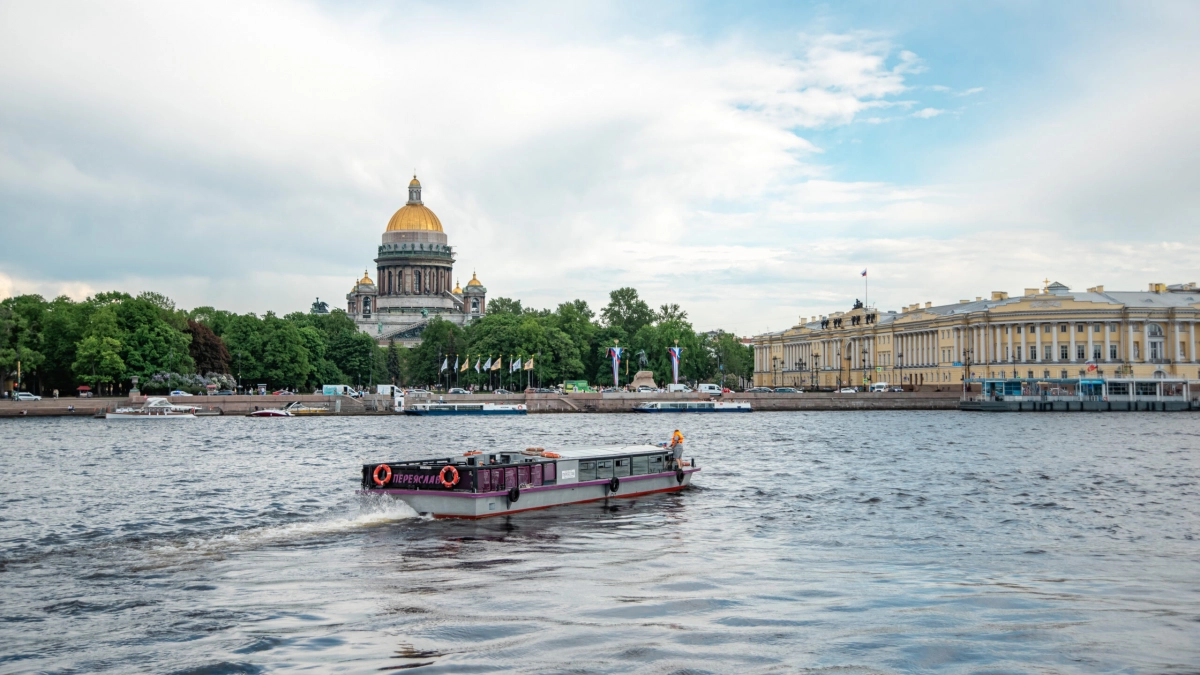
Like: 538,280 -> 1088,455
545,444 -> 663,459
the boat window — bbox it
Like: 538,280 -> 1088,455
631,455 -> 649,475
1108,382 -> 1129,396
542,462 -> 556,484
648,454 -> 665,473
504,468 -> 518,489
491,469 -> 503,491
531,464 -> 543,487
517,465 -> 531,486
478,469 -> 491,492
614,458 -> 631,477
596,459 -> 614,480
578,461 -> 596,481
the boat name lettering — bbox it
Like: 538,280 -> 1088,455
560,469 -> 576,480
390,472 -> 446,486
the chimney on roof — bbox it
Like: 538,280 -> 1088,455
991,291 -> 1009,301
1149,282 -> 1166,293
925,302 -> 932,308
959,299 -> 969,304
1087,285 -> 1104,293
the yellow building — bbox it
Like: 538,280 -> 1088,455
752,281 -> 1200,390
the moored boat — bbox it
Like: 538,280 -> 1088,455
106,397 -> 198,420
632,401 -> 751,413
248,408 -> 293,417
360,444 -> 697,518
404,402 -> 526,416
284,401 -> 330,415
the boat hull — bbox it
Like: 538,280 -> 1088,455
404,409 -> 527,416
105,413 -> 196,419
362,468 -> 697,518
631,408 -> 751,413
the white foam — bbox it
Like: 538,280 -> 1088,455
142,495 -> 418,565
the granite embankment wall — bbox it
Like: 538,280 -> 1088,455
0,391 -> 960,417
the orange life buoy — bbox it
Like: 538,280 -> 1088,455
463,450 -> 482,456
372,464 -> 392,487
439,465 -> 460,488
541,451 -> 561,458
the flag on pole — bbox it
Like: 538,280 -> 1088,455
668,346 -> 683,384
491,357 -> 501,372
524,357 -> 534,371
459,356 -> 468,373
861,269 -> 867,277
440,357 -> 448,372
608,346 -> 623,386
512,357 -> 522,372
453,355 -> 459,372
474,357 -> 481,373
483,357 -> 492,371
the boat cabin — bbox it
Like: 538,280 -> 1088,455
361,445 -> 679,493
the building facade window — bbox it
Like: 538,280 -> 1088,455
1060,345 -> 1069,359
1110,345 -> 1118,360
1043,345 -> 1052,360
1077,345 -> 1085,359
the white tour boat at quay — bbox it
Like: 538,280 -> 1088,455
106,397 -> 198,420
360,444 -> 697,518
632,400 -> 751,413
403,401 -> 527,416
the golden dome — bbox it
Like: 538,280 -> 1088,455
385,204 -> 443,232
409,175 -> 421,187
466,271 -> 482,287
358,270 -> 374,285
452,279 -> 463,294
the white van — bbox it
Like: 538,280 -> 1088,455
666,384 -> 693,393
869,382 -> 889,393
322,384 -> 352,396
696,384 -> 723,396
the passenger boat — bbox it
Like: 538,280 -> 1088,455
248,408 -> 293,417
404,402 -> 526,416
632,401 -> 751,413
360,445 -> 697,518
106,397 -> 197,420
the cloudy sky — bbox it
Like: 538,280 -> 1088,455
2,1 -> 1198,334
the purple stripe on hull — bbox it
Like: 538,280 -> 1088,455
359,468 -> 700,498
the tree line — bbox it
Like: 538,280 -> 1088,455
0,287 -> 752,395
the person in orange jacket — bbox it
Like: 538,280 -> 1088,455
669,429 -> 685,467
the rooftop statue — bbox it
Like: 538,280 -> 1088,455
310,297 -> 330,314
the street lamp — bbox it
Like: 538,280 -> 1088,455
772,356 -> 779,388
862,348 -> 869,388
897,351 -> 904,391
811,352 -> 820,390
795,360 -> 802,387
961,347 -> 974,394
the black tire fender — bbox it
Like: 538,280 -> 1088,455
508,486 -> 520,504
608,476 -> 620,494
676,469 -> 685,484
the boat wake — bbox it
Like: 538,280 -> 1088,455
139,495 -> 419,567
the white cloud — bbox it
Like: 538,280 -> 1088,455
0,1 -> 1196,336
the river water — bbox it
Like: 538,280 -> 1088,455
1,412 -> 1198,674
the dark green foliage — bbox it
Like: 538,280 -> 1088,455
1,285 -> 748,394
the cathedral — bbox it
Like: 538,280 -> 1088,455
344,176 -> 487,345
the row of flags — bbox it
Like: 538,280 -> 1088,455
440,356 -> 534,373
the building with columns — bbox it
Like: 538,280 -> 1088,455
346,176 -> 487,345
752,281 -> 1200,390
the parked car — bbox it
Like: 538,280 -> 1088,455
13,392 -> 41,401
215,390 -> 235,396
745,387 -> 773,393
447,388 -> 470,395
493,389 -> 513,395
773,387 -> 802,394
169,390 -> 193,396
838,387 -> 858,393
600,387 -> 620,393
636,385 -> 656,393
406,389 -> 431,395
536,388 -> 556,394
889,386 -> 904,392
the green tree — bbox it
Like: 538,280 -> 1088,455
72,336 -> 125,389
486,297 -> 523,315
408,317 -> 465,387
601,287 -> 656,336
386,339 -> 402,384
